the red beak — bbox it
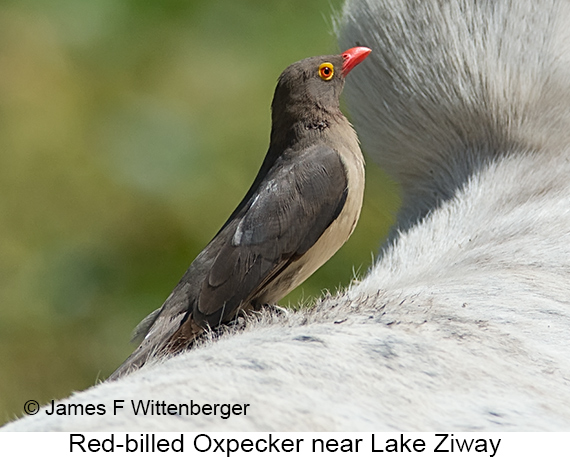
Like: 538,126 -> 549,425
341,46 -> 371,76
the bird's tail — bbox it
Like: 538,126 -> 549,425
107,311 -> 186,381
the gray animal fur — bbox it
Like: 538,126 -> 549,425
3,0 -> 570,431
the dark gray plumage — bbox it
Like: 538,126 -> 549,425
109,47 -> 371,380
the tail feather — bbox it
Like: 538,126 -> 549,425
107,312 -> 186,381
130,308 -> 161,345
338,0 -> 570,229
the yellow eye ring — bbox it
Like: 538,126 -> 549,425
318,62 -> 334,81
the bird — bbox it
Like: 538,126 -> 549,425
108,46 -> 371,380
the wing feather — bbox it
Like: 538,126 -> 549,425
194,145 -> 348,325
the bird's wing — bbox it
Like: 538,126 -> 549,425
194,144 -> 348,326
107,145 -> 347,381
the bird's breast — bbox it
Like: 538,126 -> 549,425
262,132 -> 365,303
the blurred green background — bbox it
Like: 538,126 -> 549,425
0,0 -> 399,425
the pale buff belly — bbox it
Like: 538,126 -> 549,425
260,146 -> 365,304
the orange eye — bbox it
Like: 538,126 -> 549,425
318,62 -> 334,81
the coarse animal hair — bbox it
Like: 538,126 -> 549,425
3,0 -> 570,431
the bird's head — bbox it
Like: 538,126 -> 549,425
271,47 -> 371,128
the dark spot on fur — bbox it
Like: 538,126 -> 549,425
293,335 -> 325,344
